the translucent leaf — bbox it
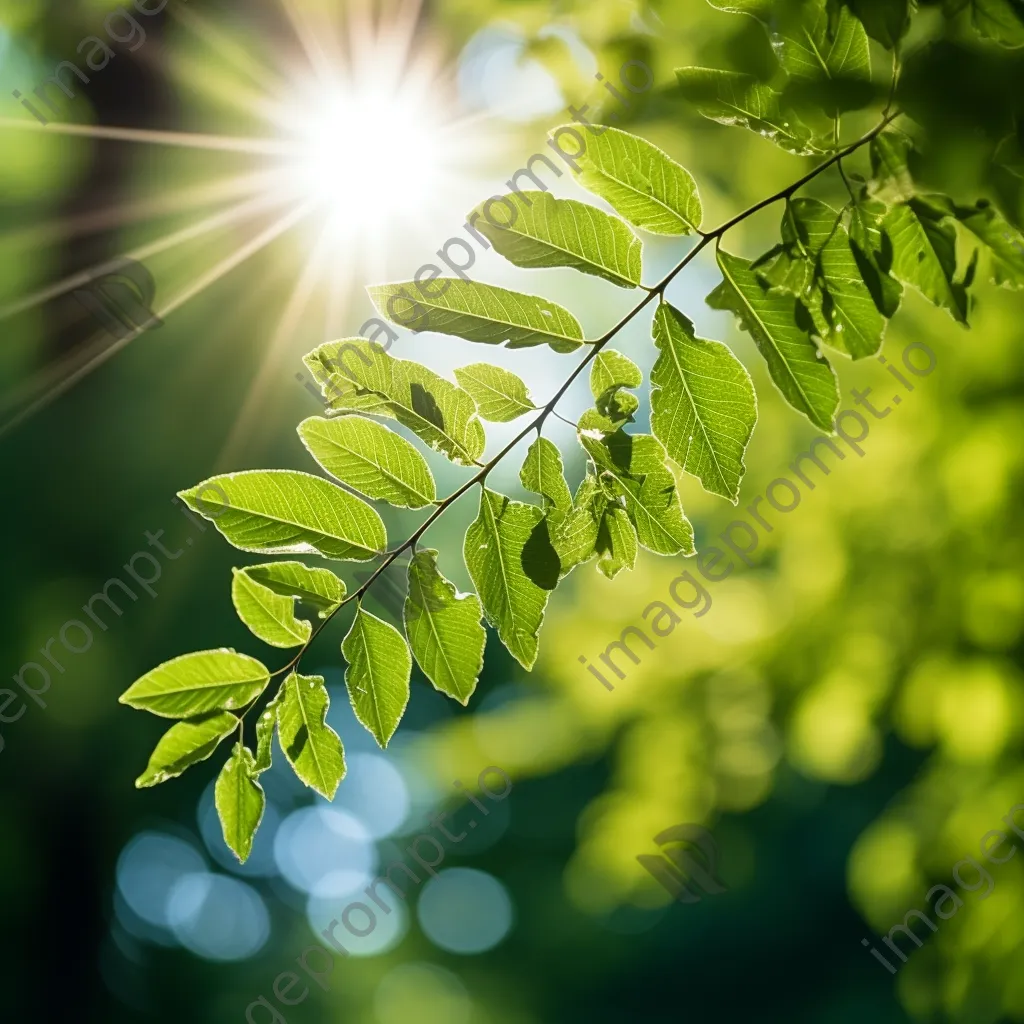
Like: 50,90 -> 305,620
870,131 -> 915,203
579,431 -> 695,556
550,125 -> 702,235
705,0 -> 772,14
675,67 -> 822,155
454,363 -> 536,422
780,198 -> 887,358
215,742 -> 265,864
969,0 -> 1024,47
470,192 -> 643,288
298,415 -> 436,509
368,279 -> 584,353
254,687 -> 284,774
520,436 -> 573,514
707,248 -> 839,431
245,561 -> 344,619
404,549 -> 486,705
596,507 -> 638,580
772,1 -> 872,113
651,303 -> 757,503
231,568 -> 312,649
846,0 -> 913,47
277,672 -> 346,798
883,198 -> 969,323
849,196 -> 904,318
120,649 -> 269,719
464,488 -> 550,669
590,349 -> 642,399
304,340 -> 486,466
178,470 -> 386,561
341,605 -> 411,747
550,476 -> 602,573
936,197 -> 1024,290
135,711 -> 238,788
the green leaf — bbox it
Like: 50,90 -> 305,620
870,131 -> 915,203
341,605 -> 412,747
883,198 -> 969,322
277,672 -> 346,798
254,687 -> 284,774
550,476 -> 602,573
969,0 -> 1024,47
940,198 -> 1024,289
464,488 -> 550,669
231,568 -> 312,649
298,415 -> 436,509
995,131 -> 1024,179
846,0 -> 914,47
596,507 -> 638,580
520,436 -> 573,514
675,67 -> 821,155
772,1 -> 872,113
590,349 -> 642,399
579,431 -> 695,556
651,302 -> 757,503
705,0 -> 773,17
215,742 -> 265,863
245,561 -> 344,619
120,649 -> 269,719
708,248 -> 839,431
849,196 -> 904,318
178,470 -> 386,561
135,711 -> 238,788
304,340 -> 486,466
780,198 -> 887,358
404,549 -> 486,705
470,192 -> 643,289
556,125 -> 703,235
368,279 -> 584,353
454,363 -> 536,422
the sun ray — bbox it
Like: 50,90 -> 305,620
277,0 -> 336,84
0,202 -> 315,440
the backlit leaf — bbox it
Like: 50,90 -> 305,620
849,196 -> 903,317
675,67 -> 821,155
651,302 -> 757,503
341,605 -> 411,747
471,192 -> 643,288
120,649 -> 269,719
305,340 -> 486,466
969,0 -> 1024,46
590,349 -> 642,398
232,567 -> 312,648
405,549 -> 486,705
135,711 -> 238,788
368,279 -> 584,353
846,0 -> 913,47
708,248 -> 839,430
179,470 -> 386,561
298,415 -> 436,509
245,561 -> 344,619
596,507 -> 638,580
215,742 -> 265,863
464,488 -> 550,669
938,198 -> 1024,289
556,125 -> 703,235
254,687 -> 284,774
520,436 -> 573,515
454,363 -> 536,422
278,672 -> 346,798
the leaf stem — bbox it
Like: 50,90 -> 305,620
262,110 -> 901,691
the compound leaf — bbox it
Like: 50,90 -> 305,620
341,605 -> 411,748
464,488 -> 550,670
178,470 -> 386,561
368,279 -> 584,353
471,192 -> 643,288
120,649 -> 269,719
215,742 -> 265,864
454,363 -> 536,422
278,672 -> 346,799
404,549 -> 486,705
557,125 -> 703,235
231,567 -> 312,648
298,415 -> 436,509
708,248 -> 839,430
651,302 -> 757,503
135,711 -> 238,788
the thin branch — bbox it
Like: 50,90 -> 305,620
259,110 -> 902,690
